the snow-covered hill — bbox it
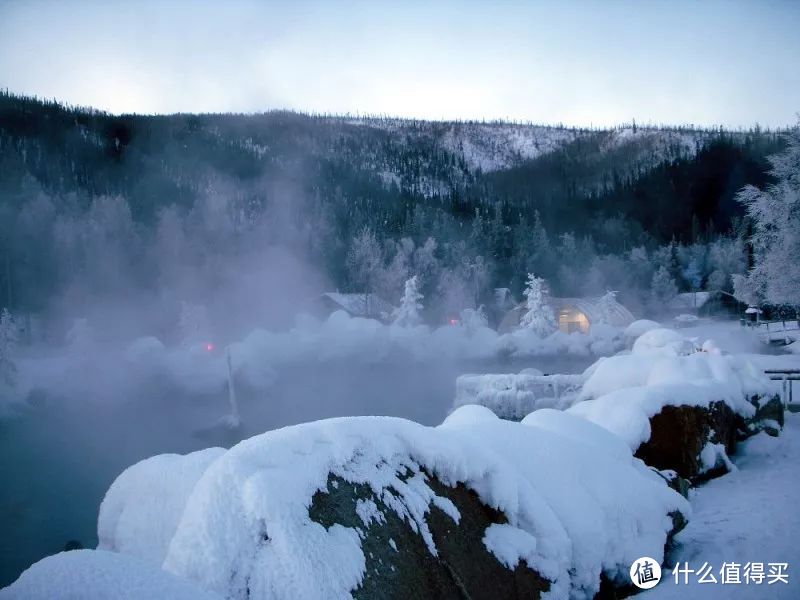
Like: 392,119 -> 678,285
344,118 -> 721,177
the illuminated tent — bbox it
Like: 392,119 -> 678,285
498,296 -> 635,334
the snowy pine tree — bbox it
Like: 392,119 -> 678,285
597,290 -> 618,324
0,308 -> 18,387
520,274 -> 557,337
393,276 -> 423,327
737,126 -> 800,306
650,266 -> 678,306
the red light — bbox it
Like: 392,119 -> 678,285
449,319 -> 459,326
206,342 -> 215,352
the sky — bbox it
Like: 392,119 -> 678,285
0,0 -> 798,128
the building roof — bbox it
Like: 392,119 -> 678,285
554,296 -> 635,328
320,292 -> 396,320
669,291 -> 713,310
498,295 -> 635,333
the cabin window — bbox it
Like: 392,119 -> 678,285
558,308 -> 590,333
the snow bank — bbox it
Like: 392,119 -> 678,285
0,549 -> 222,600
502,322 -> 625,358
93,408 -> 687,600
644,413 -> 800,599
98,447 -> 225,566
623,319 -> 661,345
568,329 -> 771,449
631,327 -> 698,356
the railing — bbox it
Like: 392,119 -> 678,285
765,369 -> 800,406
752,320 -> 800,345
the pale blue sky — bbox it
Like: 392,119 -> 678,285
1,0 -> 798,127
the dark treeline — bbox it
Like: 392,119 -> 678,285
0,91 -> 788,328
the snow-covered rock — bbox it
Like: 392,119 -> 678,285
98,447 -> 226,566
568,328 -> 776,479
0,549 -> 222,600
623,319 -> 661,346
632,327 -> 698,356
92,408 -> 688,600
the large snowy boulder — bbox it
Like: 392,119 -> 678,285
569,341 -> 776,480
634,401 -> 741,481
91,408 -> 688,600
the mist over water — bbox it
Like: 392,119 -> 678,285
0,90 -> 793,593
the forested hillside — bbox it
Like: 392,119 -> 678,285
0,92 -> 787,324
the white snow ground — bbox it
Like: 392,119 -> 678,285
643,411 -> 800,599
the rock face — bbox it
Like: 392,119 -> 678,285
634,401 -> 744,482
746,394 -> 784,436
310,474 -> 550,600
635,395 -> 784,482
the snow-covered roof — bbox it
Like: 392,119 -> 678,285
498,296 -> 635,333
320,293 -> 396,320
553,297 -> 635,328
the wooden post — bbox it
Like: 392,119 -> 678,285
225,346 -> 240,428
783,376 -> 789,407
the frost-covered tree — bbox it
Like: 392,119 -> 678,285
0,308 -> 18,387
520,274 -> 557,337
737,126 -> 800,306
179,301 -> 211,345
460,305 -> 489,333
650,266 -> 678,306
597,290 -> 618,324
628,245 -> 655,291
732,273 -> 760,307
707,237 -> 745,291
66,317 -> 94,349
436,267 -> 471,318
706,269 -> 729,292
393,276 -> 423,327
378,238 -> 412,301
466,256 -> 491,306
683,258 -> 703,292
346,227 -> 384,312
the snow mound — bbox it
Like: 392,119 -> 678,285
632,327 -> 697,356
96,409 -> 687,600
569,329 -> 770,449
503,324 -> 625,358
623,319 -> 661,345
0,549 -> 222,600
98,447 -> 225,566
